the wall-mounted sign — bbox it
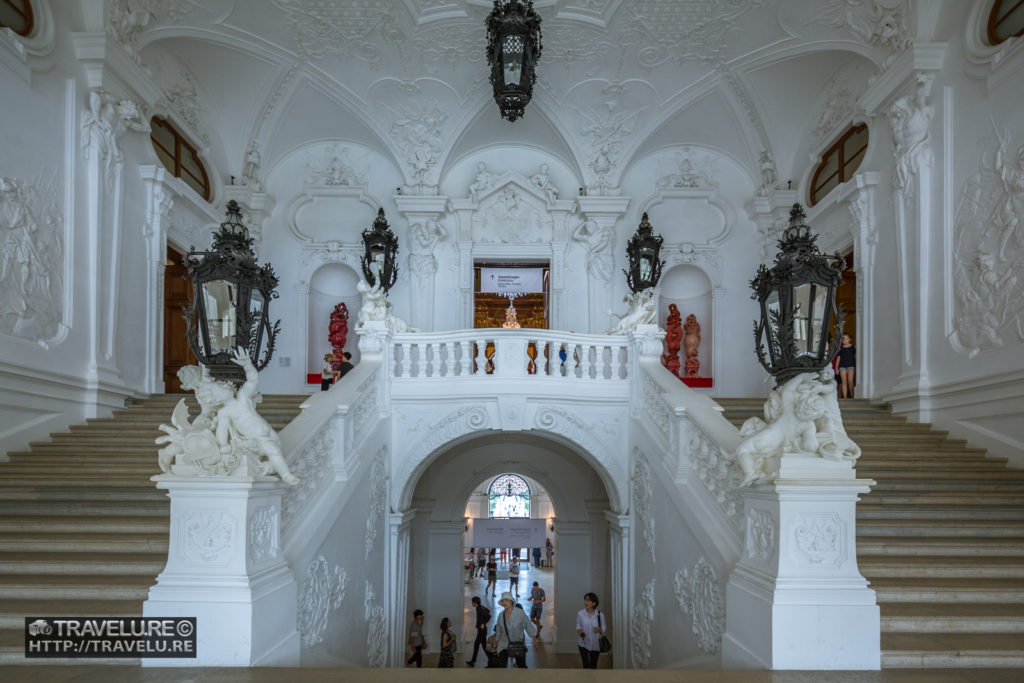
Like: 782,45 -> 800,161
480,267 -> 544,294
471,518 -> 546,547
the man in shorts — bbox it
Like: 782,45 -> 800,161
529,580 -> 546,635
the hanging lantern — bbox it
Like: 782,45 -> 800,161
624,212 -> 665,293
751,203 -> 845,383
360,208 -> 399,294
184,200 -> 280,383
486,0 -> 543,122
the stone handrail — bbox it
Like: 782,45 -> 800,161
389,328 -> 631,380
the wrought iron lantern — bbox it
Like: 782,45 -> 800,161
486,0 -> 543,122
360,207 -> 399,294
751,203 -> 844,384
184,200 -> 280,383
624,212 -> 665,293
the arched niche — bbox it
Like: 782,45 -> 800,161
659,264 -> 715,384
306,262 -> 361,380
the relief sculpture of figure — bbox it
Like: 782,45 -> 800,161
571,219 -> 614,282
469,162 -> 496,199
530,163 -> 558,203
888,74 -> 933,194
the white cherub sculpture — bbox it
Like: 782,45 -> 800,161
155,350 -> 299,485
605,289 -> 657,335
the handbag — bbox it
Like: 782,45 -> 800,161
597,611 -> 612,653
503,612 -> 527,659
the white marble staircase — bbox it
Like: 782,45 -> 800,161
717,397 -> 1024,668
0,393 -> 307,664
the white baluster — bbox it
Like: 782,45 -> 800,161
444,342 -> 456,377
401,342 -> 413,377
460,340 -> 472,376
427,343 -> 438,377
475,339 -> 487,376
584,343 -> 595,379
538,340 -> 549,376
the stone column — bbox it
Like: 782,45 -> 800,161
604,512 -> 631,669
387,510 -> 415,668
142,477 -> 300,667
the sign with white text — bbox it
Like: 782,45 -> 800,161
480,268 -> 544,294
472,518 -> 546,547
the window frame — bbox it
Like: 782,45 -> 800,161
988,0 -> 1024,45
809,123 -> 869,207
149,115 -> 212,201
0,0 -> 34,37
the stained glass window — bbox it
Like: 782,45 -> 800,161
988,0 -> 1024,45
488,473 -> 531,518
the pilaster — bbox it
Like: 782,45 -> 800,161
578,197 -> 630,333
744,190 -> 798,264
604,512 -> 631,669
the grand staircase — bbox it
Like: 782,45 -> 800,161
0,393 -> 307,664
718,397 -> 1024,668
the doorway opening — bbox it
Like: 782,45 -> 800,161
836,248 -> 856,396
473,261 -> 550,329
163,245 -> 196,392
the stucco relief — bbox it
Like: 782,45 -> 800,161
249,504 -> 279,563
674,557 -> 724,654
633,453 -> 655,564
306,144 -> 369,187
298,556 -> 348,648
807,0 -> 913,70
283,427 -> 335,528
474,186 -> 552,244
887,73 -> 933,200
813,79 -> 855,142
624,0 -> 768,67
183,511 -> 234,565
275,0 -> 388,62
365,448 -> 388,559
746,508 -> 776,562
577,100 -> 644,186
793,513 -> 847,568
364,580 -> 386,667
689,432 -> 743,530
408,219 -> 447,280
161,69 -> 207,142
571,219 -> 614,282
631,578 -> 654,668
656,148 -> 717,189
0,175 -> 63,345
382,99 -> 448,186
952,127 -> 1024,356
81,89 -> 150,186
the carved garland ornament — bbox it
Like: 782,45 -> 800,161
633,454 -> 655,564
689,432 -> 743,530
364,580 -> 386,667
673,557 -> 724,654
283,426 -> 335,528
365,449 -> 387,559
630,578 -> 655,668
249,504 -> 279,563
297,556 -> 348,649
746,508 -> 776,562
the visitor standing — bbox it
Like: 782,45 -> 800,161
476,546 -> 486,578
529,580 -> 546,635
466,596 -> 491,667
494,591 -> 538,668
575,592 -> 606,669
320,353 -> 335,391
545,538 -> 554,567
406,609 -> 426,667
336,351 -> 355,379
532,546 -> 541,567
838,333 -> 856,398
509,561 -> 520,598
485,554 -> 498,597
438,617 -> 456,668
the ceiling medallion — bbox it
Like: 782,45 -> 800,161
486,0 -> 543,122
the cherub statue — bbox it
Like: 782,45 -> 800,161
605,289 -> 657,335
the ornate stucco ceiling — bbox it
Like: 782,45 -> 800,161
119,0 -> 910,191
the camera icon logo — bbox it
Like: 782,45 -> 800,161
28,619 -> 53,636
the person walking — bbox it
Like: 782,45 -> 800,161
406,609 -> 426,667
545,538 -> 554,567
438,617 -> 456,668
485,553 -> 498,597
509,561 -> 520,598
476,546 -> 486,578
494,591 -> 538,668
575,592 -> 607,669
528,580 -> 546,636
532,546 -> 541,568
465,596 -> 491,667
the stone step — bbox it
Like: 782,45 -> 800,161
0,515 -> 168,532
880,632 -> 1024,668
0,489 -> 162,504
857,469 -> 1024,481
0,574 -> 153,600
857,536 -> 1024,556
4,455 -> 160,466
880,603 -> 1024,633
0,478 -> 156,488
0,552 -> 167,575
0,465 -> 160,476
0,533 -> 168,553
860,556 -> 1024,579
857,519 -> 1024,537
870,578 -> 1024,603
0,598 -> 143,629
864,492 -> 1024,506
858,505 -> 1024,521
870,481 -> 1024,493
856,458 -> 1008,469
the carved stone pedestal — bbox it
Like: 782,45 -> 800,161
142,476 -> 299,667
722,475 -> 880,670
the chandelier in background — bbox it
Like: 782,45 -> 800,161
486,0 -> 543,122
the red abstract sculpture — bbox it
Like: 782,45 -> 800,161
683,314 -> 701,378
662,303 -> 682,378
328,302 -> 349,369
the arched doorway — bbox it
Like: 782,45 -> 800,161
401,432 -> 615,667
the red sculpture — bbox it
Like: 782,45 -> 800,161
328,302 -> 349,369
683,314 -> 701,378
662,303 -> 682,377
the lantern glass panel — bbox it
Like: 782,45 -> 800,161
502,34 -> 524,86
765,290 -> 781,355
202,279 -> 236,354
793,283 -> 825,356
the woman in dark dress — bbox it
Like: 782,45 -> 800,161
438,617 -> 456,668
838,334 -> 856,398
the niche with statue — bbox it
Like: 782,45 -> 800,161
659,264 -> 713,387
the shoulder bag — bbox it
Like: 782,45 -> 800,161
597,611 -> 612,653
503,612 -> 527,659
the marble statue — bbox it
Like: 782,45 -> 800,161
468,162 -> 496,199
606,289 -> 657,335
155,350 -> 300,484
530,163 -> 558,203
571,219 -> 614,282
888,74 -> 933,194
356,260 -> 419,333
732,370 -> 860,487
241,140 -> 262,192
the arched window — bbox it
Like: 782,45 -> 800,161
150,116 -> 211,201
0,0 -> 34,36
988,0 -> 1024,45
809,123 -> 869,206
487,473 -> 531,518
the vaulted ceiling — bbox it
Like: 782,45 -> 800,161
124,0 -> 911,192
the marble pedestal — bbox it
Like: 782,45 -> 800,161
142,476 -> 300,667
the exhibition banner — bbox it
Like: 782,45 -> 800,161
479,268 -> 544,294
471,518 -> 546,547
